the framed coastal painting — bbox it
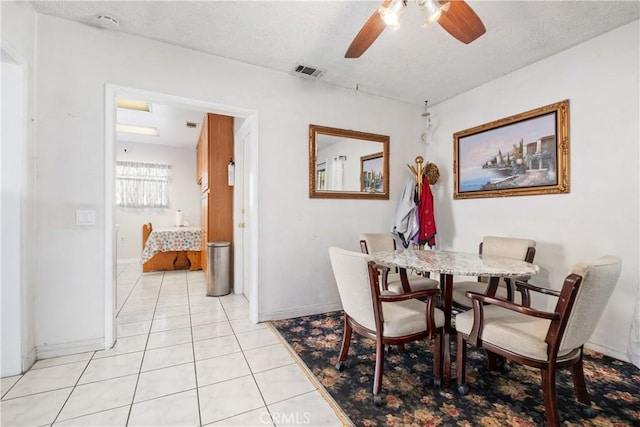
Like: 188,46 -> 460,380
453,100 -> 570,199
360,152 -> 384,193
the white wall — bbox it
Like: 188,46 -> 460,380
6,4 -> 637,362
29,14 -> 425,356
115,141 -> 201,261
427,21 -> 639,360
1,0 -> 38,374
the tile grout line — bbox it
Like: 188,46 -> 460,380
49,349 -> 99,425
186,271 -> 204,427
224,298 -> 276,426
125,269 -> 166,426
114,266 -> 145,319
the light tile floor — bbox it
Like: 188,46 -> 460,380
1,263 -> 348,426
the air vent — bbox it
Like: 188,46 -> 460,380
94,13 -> 120,30
186,122 -> 197,129
291,63 -> 325,80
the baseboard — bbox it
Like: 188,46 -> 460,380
117,258 -> 140,264
36,338 -> 105,360
22,347 -> 37,373
258,302 -> 343,322
585,341 -> 630,363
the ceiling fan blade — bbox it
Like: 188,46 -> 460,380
437,0 -> 486,44
345,0 -> 392,58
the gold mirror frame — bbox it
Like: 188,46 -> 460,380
309,124 -> 389,199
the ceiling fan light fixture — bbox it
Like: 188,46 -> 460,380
378,0 -> 406,29
423,0 -> 450,25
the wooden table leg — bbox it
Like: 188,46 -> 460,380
440,273 -> 454,386
187,251 -> 201,271
399,268 -> 412,293
485,276 -> 500,297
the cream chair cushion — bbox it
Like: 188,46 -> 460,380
386,273 -> 439,294
560,255 -> 622,352
456,255 -> 622,361
329,247 -> 377,331
328,246 -> 445,338
452,280 -> 523,307
456,306 -> 556,361
382,298 -> 446,337
453,236 -> 535,307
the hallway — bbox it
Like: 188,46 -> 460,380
0,263 -> 345,426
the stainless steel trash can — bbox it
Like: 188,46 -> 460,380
206,242 -> 231,296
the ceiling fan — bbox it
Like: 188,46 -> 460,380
345,0 -> 486,58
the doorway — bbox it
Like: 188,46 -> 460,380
1,49 -> 26,376
104,85 -> 259,349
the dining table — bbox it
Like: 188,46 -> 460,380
368,249 -> 540,386
141,226 -> 202,271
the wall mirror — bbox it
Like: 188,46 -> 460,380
309,124 -> 389,199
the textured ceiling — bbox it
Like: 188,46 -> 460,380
28,0 -> 640,147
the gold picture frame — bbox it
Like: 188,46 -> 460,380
360,152 -> 384,193
453,100 -> 570,199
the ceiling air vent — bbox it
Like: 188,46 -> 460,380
94,13 -> 120,30
291,63 -> 325,80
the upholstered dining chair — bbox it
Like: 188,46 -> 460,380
452,236 -> 536,309
359,233 -> 439,294
328,246 -> 445,405
455,255 -> 622,427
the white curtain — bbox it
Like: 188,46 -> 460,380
628,286 -> 640,368
116,161 -> 171,208
328,156 -> 346,191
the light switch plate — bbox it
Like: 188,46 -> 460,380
76,209 -> 96,226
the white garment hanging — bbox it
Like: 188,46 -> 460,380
391,178 -> 419,248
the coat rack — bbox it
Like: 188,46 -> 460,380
407,156 -> 440,194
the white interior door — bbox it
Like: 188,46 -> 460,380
233,119 -> 251,300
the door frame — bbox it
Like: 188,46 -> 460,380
104,85 -> 259,348
1,48 -> 29,375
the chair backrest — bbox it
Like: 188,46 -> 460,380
559,255 -> 622,352
481,236 -> 536,260
479,236 -> 536,285
359,233 -> 396,254
142,222 -> 153,249
329,247 -> 377,331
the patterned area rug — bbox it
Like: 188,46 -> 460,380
270,311 -> 640,426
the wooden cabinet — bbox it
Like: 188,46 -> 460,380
197,113 -> 234,279
196,117 -> 209,188
196,141 -> 201,185
200,191 -> 209,272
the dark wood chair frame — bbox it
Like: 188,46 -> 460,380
335,261 -> 444,406
360,239 -> 433,293
452,242 -> 536,310
456,275 -> 596,427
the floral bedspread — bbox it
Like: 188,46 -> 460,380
141,227 -> 202,263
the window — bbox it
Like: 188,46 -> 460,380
116,161 -> 171,208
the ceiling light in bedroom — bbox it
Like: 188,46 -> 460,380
117,124 -> 158,136
117,99 -> 150,112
